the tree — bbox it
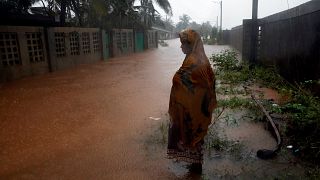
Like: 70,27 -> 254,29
211,26 -> 218,40
33,0 -> 93,26
86,0 -> 109,27
151,0 -> 172,15
60,0 -> 67,25
29,0 -> 171,29
199,21 -> 212,39
189,21 -> 201,32
153,15 -> 174,32
0,0 -> 37,14
163,17 -> 174,31
175,14 -> 191,32
135,0 -> 172,28
70,0 -> 89,26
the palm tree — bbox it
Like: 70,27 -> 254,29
152,0 -> 172,16
31,0 -> 172,28
135,0 -> 172,27
175,14 -> 191,32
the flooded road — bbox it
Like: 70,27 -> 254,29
0,39 -> 229,179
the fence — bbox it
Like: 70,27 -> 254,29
227,0 -> 320,81
47,27 -> 101,71
0,26 -> 49,81
147,30 -> 158,49
0,25 -> 162,82
229,25 -> 243,52
111,29 -> 134,57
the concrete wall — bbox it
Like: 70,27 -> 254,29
47,27 -> 101,71
0,26 -> 103,81
0,26 -> 156,82
0,26 -> 49,81
147,30 -> 158,49
111,29 -> 134,57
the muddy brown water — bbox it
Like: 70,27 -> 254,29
0,39 -> 304,179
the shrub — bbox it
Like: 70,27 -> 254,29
210,50 -> 320,164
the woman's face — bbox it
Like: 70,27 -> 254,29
180,42 -> 192,54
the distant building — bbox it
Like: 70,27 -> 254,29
151,26 -> 175,40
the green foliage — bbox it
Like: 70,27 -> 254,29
27,0 -> 172,29
216,86 -> 246,95
175,14 -> 191,32
304,166 -> 320,179
210,49 -> 320,165
203,38 -> 216,45
205,132 -> 229,151
159,120 -> 168,144
153,0 -> 172,15
210,50 -> 239,71
218,97 -> 254,109
147,120 -> 169,146
205,128 -> 245,160
210,50 -> 287,89
0,0 -> 35,14
251,66 -> 286,89
281,92 -> 320,163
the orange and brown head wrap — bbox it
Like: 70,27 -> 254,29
179,29 -> 207,63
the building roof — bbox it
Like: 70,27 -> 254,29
151,26 -> 172,33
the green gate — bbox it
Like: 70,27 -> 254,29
135,32 -> 144,52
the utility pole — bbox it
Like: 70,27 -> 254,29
216,16 -> 218,29
250,0 -> 259,65
252,0 -> 258,20
213,1 -> 223,43
220,1 -> 222,37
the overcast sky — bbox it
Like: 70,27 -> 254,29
156,0 -> 311,29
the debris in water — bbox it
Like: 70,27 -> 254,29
149,117 -> 161,121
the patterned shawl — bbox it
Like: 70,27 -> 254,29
169,29 -> 217,148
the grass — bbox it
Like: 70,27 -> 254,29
205,126 -> 245,160
145,119 -> 169,147
218,96 -> 253,109
216,85 -> 246,95
147,115 -> 246,161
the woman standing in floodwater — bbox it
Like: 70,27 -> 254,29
167,29 -> 217,173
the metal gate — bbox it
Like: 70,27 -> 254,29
102,30 -> 110,60
135,32 -> 144,52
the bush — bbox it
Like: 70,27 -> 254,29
210,50 -> 239,71
282,91 -> 320,164
210,50 -> 320,164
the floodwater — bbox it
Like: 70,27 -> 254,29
0,39 -> 304,179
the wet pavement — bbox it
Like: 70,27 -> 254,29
0,39 -> 229,179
